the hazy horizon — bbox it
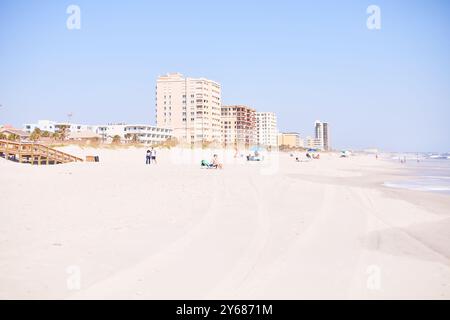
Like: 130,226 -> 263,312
1,0 -> 449,152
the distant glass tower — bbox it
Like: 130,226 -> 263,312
314,120 -> 330,151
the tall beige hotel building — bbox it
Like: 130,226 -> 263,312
156,73 -> 222,144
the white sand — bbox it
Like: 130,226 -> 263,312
0,146 -> 449,299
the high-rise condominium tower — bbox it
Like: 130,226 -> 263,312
156,73 -> 222,144
314,120 -> 330,151
256,112 -> 278,147
221,105 -> 256,148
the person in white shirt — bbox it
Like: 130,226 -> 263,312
151,147 -> 157,164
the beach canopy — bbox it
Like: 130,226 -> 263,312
307,148 -> 318,152
250,146 -> 266,152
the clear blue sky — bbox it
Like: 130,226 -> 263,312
1,0 -> 449,152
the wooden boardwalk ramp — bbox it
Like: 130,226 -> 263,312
0,140 -> 83,165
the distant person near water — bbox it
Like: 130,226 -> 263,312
200,154 -> 223,169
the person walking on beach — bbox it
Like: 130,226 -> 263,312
151,147 -> 157,164
146,149 -> 152,164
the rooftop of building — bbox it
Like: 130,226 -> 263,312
221,105 -> 256,112
256,111 -> 276,115
0,127 -> 30,137
157,73 -> 221,86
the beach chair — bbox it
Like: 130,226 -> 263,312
246,153 -> 263,161
201,160 -> 215,169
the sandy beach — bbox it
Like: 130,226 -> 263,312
0,147 -> 449,299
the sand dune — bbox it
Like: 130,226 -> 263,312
0,147 -> 449,299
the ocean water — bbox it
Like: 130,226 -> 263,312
384,153 -> 450,195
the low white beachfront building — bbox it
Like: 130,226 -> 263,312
95,123 -> 127,142
96,124 -> 172,145
23,120 -> 96,134
23,120 -> 173,145
305,136 -> 323,150
23,120 -> 57,133
123,124 -> 172,145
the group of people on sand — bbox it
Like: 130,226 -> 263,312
246,150 -> 262,161
201,154 -> 223,169
145,148 -> 157,164
306,152 -> 320,160
145,149 -> 224,169
295,151 -> 320,162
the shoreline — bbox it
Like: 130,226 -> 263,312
381,157 -> 450,195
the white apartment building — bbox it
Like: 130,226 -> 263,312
23,120 -> 57,133
123,125 -> 172,145
156,73 -> 222,144
96,124 -> 127,141
23,120 -> 96,134
314,120 -> 330,151
56,122 -> 97,134
96,124 -> 172,145
305,136 -> 323,149
256,112 -> 278,147
23,120 -> 172,145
